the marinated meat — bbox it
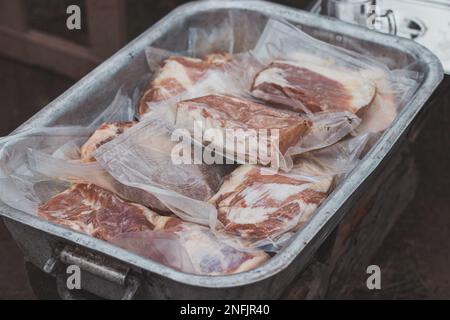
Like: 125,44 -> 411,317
81,122 -> 136,163
38,184 -> 156,241
251,60 -> 376,114
210,165 -> 333,241
139,53 -> 231,116
175,94 -> 311,164
115,214 -> 269,275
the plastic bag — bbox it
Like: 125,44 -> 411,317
0,89 -> 138,215
173,93 -> 311,172
209,164 -> 334,251
138,9 -> 263,118
289,111 -> 361,156
38,183 -> 156,241
247,19 -> 419,131
94,116 -> 233,225
139,49 -> 234,117
112,218 -> 269,276
209,134 -> 369,251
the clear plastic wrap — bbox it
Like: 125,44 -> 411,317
138,10 -> 262,118
94,115 -> 232,225
209,134 -> 369,251
112,218 -> 269,276
38,183 -> 156,241
0,89 -> 142,215
247,19 -> 419,132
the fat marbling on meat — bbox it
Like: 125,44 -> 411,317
38,183 -> 156,241
139,53 -> 231,117
80,121 -> 169,213
209,164 -> 333,241
81,122 -> 136,163
251,60 -> 376,114
38,183 -> 268,275
175,94 -> 311,165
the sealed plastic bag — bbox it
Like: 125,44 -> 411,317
139,50 -> 233,117
247,19 -> 419,132
138,10 -> 263,118
289,111 -> 361,156
112,215 -> 269,275
38,183 -> 156,241
0,89 -> 139,215
174,93 -> 311,171
209,164 -> 334,250
209,134 -> 369,251
94,116 -> 232,225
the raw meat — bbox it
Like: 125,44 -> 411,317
114,214 -> 269,275
139,53 -> 231,116
38,183 -> 156,241
38,183 -> 268,275
209,165 -> 333,241
94,118 -> 232,206
251,60 -> 376,114
81,122 -> 136,163
79,121 -> 170,212
175,94 -> 311,164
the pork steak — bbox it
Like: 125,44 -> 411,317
252,60 -> 376,114
210,165 -> 333,241
38,183 -> 156,241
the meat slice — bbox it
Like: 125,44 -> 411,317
209,165 -> 333,241
175,94 -> 311,164
113,214 -> 269,275
39,184 -> 268,275
38,184 -> 156,241
79,122 -> 171,212
81,122 -> 136,163
139,53 -> 231,116
251,60 -> 376,114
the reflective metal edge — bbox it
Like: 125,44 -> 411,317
0,0 -> 444,289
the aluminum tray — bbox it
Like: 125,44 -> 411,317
0,0 -> 444,299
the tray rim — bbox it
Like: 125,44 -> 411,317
0,0 -> 444,289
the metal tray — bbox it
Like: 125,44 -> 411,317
0,0 -> 443,299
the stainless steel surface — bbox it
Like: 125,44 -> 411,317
0,0 -> 444,299
59,245 -> 130,286
378,0 -> 450,74
322,0 -> 396,34
312,0 -> 450,73
44,245 -> 140,300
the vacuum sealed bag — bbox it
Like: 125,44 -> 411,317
247,19 -> 419,125
94,115 -> 230,225
209,134 -> 369,251
112,216 -> 269,276
0,89 -> 136,214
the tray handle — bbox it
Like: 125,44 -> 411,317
43,245 -> 140,300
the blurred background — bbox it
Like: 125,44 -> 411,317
0,0 -> 449,299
